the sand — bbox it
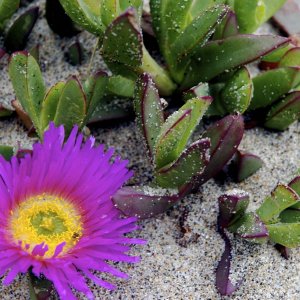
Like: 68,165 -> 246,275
0,1 -> 300,299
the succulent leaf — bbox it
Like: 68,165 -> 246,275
257,184 -> 299,224
213,10 -> 239,40
66,40 -> 84,65
107,75 -> 135,98
0,145 -> 14,161
101,8 -> 143,68
134,73 -> 164,157
279,47 -> 300,67
9,52 -> 45,136
112,186 -> 185,219
155,139 -> 210,189
83,71 -> 108,123
250,67 -> 300,110
288,176 -> 300,209
264,91 -> 300,131
0,0 -> 19,30
181,35 -> 289,88
220,67 -> 253,114
280,209 -> 300,223
266,223 -> 300,248
232,150 -> 263,182
155,97 -> 212,169
198,114 -> 244,184
59,0 -> 104,36
183,82 -> 210,101
4,7 -> 39,53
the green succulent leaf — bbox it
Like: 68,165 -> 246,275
107,75 -> 135,98
134,73 -> 164,157
288,176 -> 300,209
4,7 -> 39,53
280,209 -> 300,223
181,35 -> 289,88
257,184 -> 299,224
9,52 -> 46,137
183,82 -> 210,102
83,71 -> 108,123
234,0 -> 287,33
66,40 -> 84,66
0,0 -> 19,29
213,10 -> 239,40
155,97 -> 212,169
267,222 -> 300,248
261,43 -> 293,63
101,8 -> 142,68
59,0 -> 104,36
100,0 -> 142,27
250,67 -> 300,110
0,145 -> 14,161
279,47 -> 300,67
40,82 -> 65,132
220,67 -> 253,114
155,139 -> 210,189
53,76 -> 86,135
264,91 -> 300,131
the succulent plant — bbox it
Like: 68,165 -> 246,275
8,52 -> 108,138
216,175 -> 300,295
112,73 -> 244,218
0,0 -> 20,31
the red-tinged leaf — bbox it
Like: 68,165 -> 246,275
218,190 -> 250,228
213,10 -> 239,40
134,73 -> 164,158
232,150 -> 264,182
112,185 -> 189,219
197,115 -> 244,185
183,82 -> 210,102
4,7 -> 39,53
11,100 -> 34,132
155,139 -> 210,189
288,176 -> 300,209
273,0 -> 300,36
181,35 -> 290,88
257,184 -> 299,224
101,8 -> 143,68
264,91 -> 300,130
249,67 -> 300,110
279,47 -> 300,67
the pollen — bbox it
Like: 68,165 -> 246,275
9,193 -> 83,258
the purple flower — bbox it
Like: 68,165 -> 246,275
0,123 -> 145,299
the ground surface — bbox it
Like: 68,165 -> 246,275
0,1 -> 300,299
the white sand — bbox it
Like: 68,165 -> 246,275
0,1 -> 300,299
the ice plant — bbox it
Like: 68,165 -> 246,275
0,123 -> 144,299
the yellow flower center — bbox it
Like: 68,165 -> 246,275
9,193 -> 83,258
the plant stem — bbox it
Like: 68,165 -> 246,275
140,46 -> 176,96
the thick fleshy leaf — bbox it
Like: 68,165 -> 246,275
9,52 -> 45,136
213,10 -> 239,40
100,0 -> 142,27
134,73 -> 164,157
107,75 -> 135,98
273,0 -> 300,36
198,114 -> 244,185
65,40 -> 84,65
280,209 -> 300,223
40,82 -> 65,132
249,67 -> 300,110
234,0 -> 286,33
181,35 -> 289,88
112,185 -> 187,218
53,76 -> 86,135
155,97 -> 212,169
218,190 -> 250,228
170,5 -> 229,64
220,67 -> 253,114
11,100 -> 33,131
228,212 -> 269,243
289,176 -> 300,209
83,71 -> 108,123
0,0 -> 19,29
155,139 -> 210,189
45,0 -> 80,37
183,82 -> 210,101
59,0 -> 104,35
0,145 -> 14,161
279,47 -> 300,67
267,222 -> 300,247
101,8 -> 143,68
257,184 -> 299,224
4,7 -> 39,53
232,150 -> 263,182
264,91 -> 300,130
